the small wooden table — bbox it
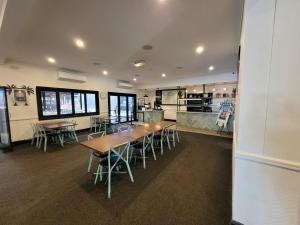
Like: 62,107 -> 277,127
80,121 -> 175,198
39,121 -> 78,146
40,121 -> 77,130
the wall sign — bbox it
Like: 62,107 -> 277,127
6,84 -> 34,106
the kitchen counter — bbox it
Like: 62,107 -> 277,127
137,110 -> 164,122
177,111 -> 233,132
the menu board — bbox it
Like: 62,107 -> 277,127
162,90 -> 177,105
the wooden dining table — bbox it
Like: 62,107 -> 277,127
81,121 -> 174,154
80,121 -> 175,198
40,121 -> 77,130
39,121 -> 78,146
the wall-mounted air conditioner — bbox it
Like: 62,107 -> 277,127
57,70 -> 87,83
118,80 -> 133,89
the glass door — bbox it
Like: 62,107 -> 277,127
108,92 -> 136,123
109,95 -> 118,124
119,96 -> 127,122
0,87 -> 11,151
128,96 -> 135,121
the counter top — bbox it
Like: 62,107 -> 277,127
138,110 -> 164,112
177,111 -> 218,115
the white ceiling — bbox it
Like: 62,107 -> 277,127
0,0 -> 244,85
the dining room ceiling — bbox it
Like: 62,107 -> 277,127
0,0 -> 244,85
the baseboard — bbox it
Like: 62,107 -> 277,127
235,151 -> 300,172
232,220 -> 244,225
164,119 -> 176,122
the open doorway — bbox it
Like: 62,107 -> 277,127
0,87 -> 11,151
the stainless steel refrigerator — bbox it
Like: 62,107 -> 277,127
0,87 -> 11,151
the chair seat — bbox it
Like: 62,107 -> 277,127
100,154 -> 120,166
92,152 -> 108,158
131,140 -> 143,148
153,134 -> 162,140
130,141 -> 139,146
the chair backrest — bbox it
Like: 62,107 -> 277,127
117,124 -> 131,133
31,123 -> 37,133
36,124 -> 46,136
88,131 -> 105,140
161,127 -> 169,136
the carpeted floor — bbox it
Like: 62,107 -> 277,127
0,132 -> 232,225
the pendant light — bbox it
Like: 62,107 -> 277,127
143,89 -> 148,98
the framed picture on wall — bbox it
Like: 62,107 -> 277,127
14,89 -> 27,102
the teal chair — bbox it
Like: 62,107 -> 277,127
87,131 -> 106,173
31,123 -> 40,148
94,141 -> 134,198
167,124 -> 180,148
153,127 -> 171,155
131,132 -> 156,169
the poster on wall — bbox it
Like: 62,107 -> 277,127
6,85 -> 34,106
216,101 -> 234,129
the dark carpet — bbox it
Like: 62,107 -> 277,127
0,132 -> 232,225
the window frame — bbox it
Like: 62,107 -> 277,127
36,86 -> 99,120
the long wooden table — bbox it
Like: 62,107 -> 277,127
80,121 -> 175,198
81,121 -> 175,154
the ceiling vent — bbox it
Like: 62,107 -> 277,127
57,70 -> 87,83
118,80 -> 133,89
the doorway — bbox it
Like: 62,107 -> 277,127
108,92 -> 137,122
0,87 -> 11,151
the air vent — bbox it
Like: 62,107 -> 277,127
118,80 -> 133,89
57,70 -> 86,83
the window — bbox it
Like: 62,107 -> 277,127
74,93 -> 86,114
86,93 -> 96,113
59,92 -> 72,115
41,91 -> 58,116
36,87 -> 99,120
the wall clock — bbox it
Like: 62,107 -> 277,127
100,92 -> 106,99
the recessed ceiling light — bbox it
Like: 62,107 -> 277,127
193,89 -> 196,92
74,38 -> 85,48
162,73 -> 166,77
47,57 -> 56,64
102,70 -> 108,75
209,66 -> 215,71
133,60 -> 146,68
196,45 -> 204,54
133,77 -> 137,81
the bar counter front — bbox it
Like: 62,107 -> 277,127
176,111 -> 233,132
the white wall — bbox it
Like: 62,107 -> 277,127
234,0 -> 300,224
0,62 -> 137,142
